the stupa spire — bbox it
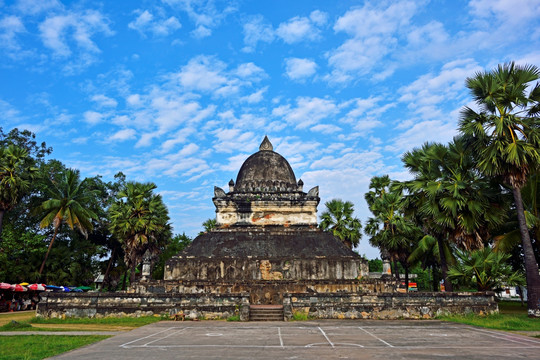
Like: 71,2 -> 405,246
259,135 -> 273,151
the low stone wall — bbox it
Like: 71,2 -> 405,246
131,278 -> 397,305
37,291 -> 497,321
283,292 -> 498,320
37,292 -> 250,321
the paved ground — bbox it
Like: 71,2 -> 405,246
46,320 -> 540,359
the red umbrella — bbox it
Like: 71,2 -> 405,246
10,284 -> 28,292
0,282 -> 11,290
27,284 -> 46,291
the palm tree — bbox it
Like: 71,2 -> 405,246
0,145 -> 37,237
365,178 -> 419,287
319,199 -> 362,249
448,247 -> 525,291
408,235 -> 455,291
35,169 -> 98,278
459,62 -> 540,316
199,218 -> 217,235
108,182 -> 171,284
400,137 -> 507,291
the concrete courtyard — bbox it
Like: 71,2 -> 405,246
48,319 -> 540,359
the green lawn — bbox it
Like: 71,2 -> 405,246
29,315 -> 163,326
439,300 -> 540,332
0,335 -> 110,360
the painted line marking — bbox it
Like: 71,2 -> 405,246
278,327 -> 284,349
466,327 -> 540,346
318,327 -> 335,349
144,327 -> 187,346
119,327 -> 174,348
358,326 -> 394,347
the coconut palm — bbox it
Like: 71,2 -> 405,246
35,169 -> 98,278
319,199 -> 362,249
459,62 -> 540,315
0,145 -> 37,237
108,182 -> 171,284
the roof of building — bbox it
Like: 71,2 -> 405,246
176,227 -> 360,258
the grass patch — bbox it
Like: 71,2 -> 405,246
0,335 -> 110,360
291,311 -> 310,321
0,320 -> 33,331
226,314 -> 241,322
439,313 -> 540,332
30,315 -> 163,326
498,300 -> 527,314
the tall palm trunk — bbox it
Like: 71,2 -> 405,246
38,225 -> 59,279
437,236 -> 452,292
103,246 -> 116,291
512,186 -> 540,316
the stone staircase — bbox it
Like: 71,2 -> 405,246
249,305 -> 284,321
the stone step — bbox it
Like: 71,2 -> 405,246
249,305 -> 284,321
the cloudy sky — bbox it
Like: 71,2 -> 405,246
1,0 -> 540,258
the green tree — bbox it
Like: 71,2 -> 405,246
408,235 -> 455,291
400,138 -> 506,291
108,182 -> 172,284
199,218 -> 217,235
459,62 -> 540,315
152,233 -> 192,279
0,145 -> 37,237
365,177 -> 419,288
319,199 -> 362,249
35,169 -> 98,279
448,247 -> 525,291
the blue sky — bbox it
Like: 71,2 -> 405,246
1,0 -> 540,259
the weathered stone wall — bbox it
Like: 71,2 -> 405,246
37,292 -> 249,321
165,257 -> 364,281
283,292 -> 498,320
36,291 -> 497,320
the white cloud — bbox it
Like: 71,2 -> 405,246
276,15 -> 323,44
0,15 -> 26,55
469,0 -> 540,25
128,10 -> 181,37
91,94 -> 118,108
273,97 -> 339,130
174,55 -> 228,92
83,110 -> 103,125
242,15 -> 274,52
162,0 -> 237,38
309,10 -> 328,26
240,87 -> 267,103
327,1 -> 420,82
0,98 -> 23,124
109,128 -> 136,141
39,9 -> 113,59
235,62 -> 266,80
15,0 -> 61,15
285,58 -> 317,81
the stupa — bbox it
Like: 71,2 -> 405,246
164,136 -> 367,304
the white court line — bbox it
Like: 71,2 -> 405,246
466,327 -> 540,346
318,327 -> 335,349
143,327 -> 188,346
123,344 -> 540,349
358,326 -> 394,347
278,327 -> 284,349
119,327 -> 175,348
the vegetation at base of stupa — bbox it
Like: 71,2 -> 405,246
365,62 -> 540,316
0,127 -> 191,287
